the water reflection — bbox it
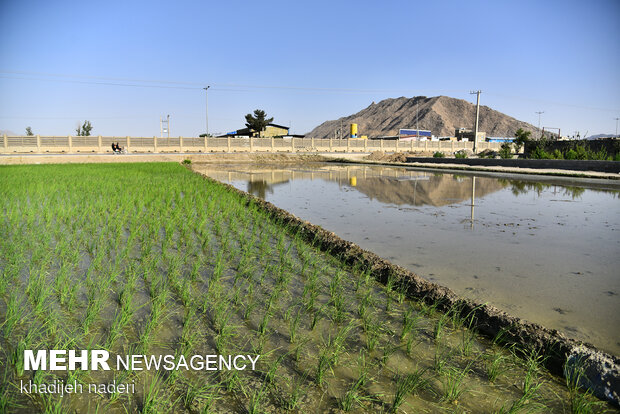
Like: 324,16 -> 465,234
501,179 -> 604,200
203,164 -> 508,209
247,179 -> 289,199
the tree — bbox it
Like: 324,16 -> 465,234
514,128 -> 531,153
25,127 -> 34,136
76,120 -> 93,136
245,109 -> 273,138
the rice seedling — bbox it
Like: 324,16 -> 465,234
196,383 -> 222,413
289,306 -> 302,343
211,297 -> 232,334
486,350 -> 509,383
215,323 -> 236,354
282,373 -> 307,410
385,273 -> 397,295
140,373 -> 166,414
310,305 -> 325,331
258,309 -> 272,336
380,342 -> 398,366
441,363 -> 472,404
400,305 -> 420,341
521,349 -> 544,396
340,370 -> 371,411
418,296 -> 440,317
180,306 -> 200,355
395,283 -> 408,304
223,370 -> 242,394
331,290 -> 348,324
107,370 -> 133,405
364,319 -> 382,352
433,345 -> 452,373
390,367 -> 429,413
247,382 -> 269,414
293,337 -> 310,363
460,327 -> 477,357
2,294 -> 27,339
315,349 -> 333,387
495,384 -> 547,413
82,295 -> 104,335
433,310 -> 451,341
564,357 -> 605,414
0,383 -> 15,413
304,280 -> 320,312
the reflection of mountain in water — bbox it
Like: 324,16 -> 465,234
247,179 -> 289,198
194,164 -> 508,207
353,176 -> 507,207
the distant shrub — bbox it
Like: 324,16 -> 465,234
527,140 -> 618,161
565,149 -> 578,160
182,159 -> 192,165
574,145 -> 588,160
478,149 -> 496,158
499,143 -> 513,159
454,150 -> 467,159
589,148 -> 608,160
433,151 -> 445,158
530,147 -> 551,159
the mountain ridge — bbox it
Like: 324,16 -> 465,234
306,95 -> 539,139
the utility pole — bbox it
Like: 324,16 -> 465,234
535,111 -> 544,133
470,90 -> 481,152
416,97 -> 419,138
614,117 -> 619,137
203,86 -> 210,136
160,115 -> 170,139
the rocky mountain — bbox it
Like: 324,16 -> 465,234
585,134 -> 617,140
306,95 -> 539,139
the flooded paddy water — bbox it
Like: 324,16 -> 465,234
196,163 -> 620,357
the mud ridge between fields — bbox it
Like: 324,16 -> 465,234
190,166 -> 620,406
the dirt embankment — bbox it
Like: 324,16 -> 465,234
0,152 -> 328,165
365,151 -> 437,162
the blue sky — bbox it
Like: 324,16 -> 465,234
1,0 -> 619,137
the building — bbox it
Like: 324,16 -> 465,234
220,123 -> 302,138
487,137 -> 515,143
398,129 -> 432,141
455,128 -> 486,142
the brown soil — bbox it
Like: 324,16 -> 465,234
365,151 -> 436,162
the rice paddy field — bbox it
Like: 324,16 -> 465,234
0,162 -> 614,413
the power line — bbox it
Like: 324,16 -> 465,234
0,75 -> 199,90
2,70 -> 618,112
0,70 -> 455,94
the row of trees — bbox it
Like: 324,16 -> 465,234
24,121 -> 93,136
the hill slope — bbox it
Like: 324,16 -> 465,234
306,95 -> 538,139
